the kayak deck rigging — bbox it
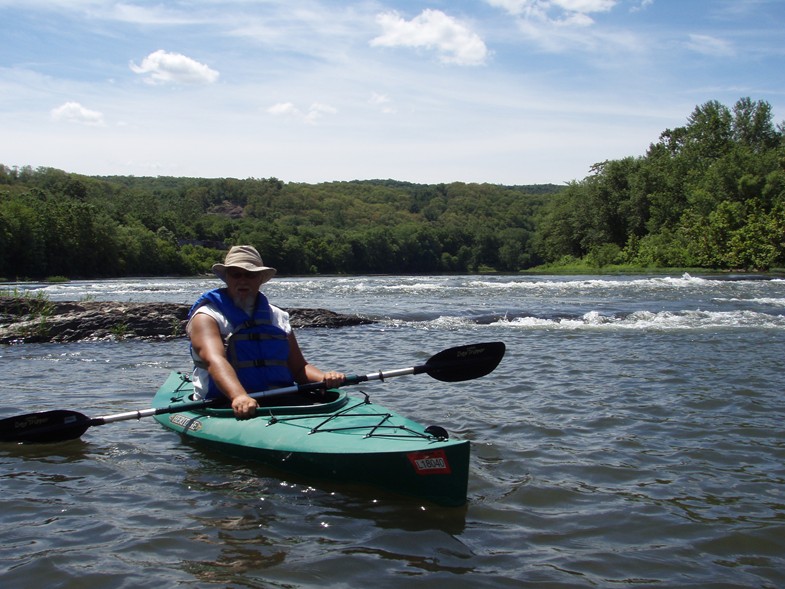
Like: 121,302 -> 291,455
267,393 -> 442,440
168,372 -> 448,442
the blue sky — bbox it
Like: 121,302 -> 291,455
1,0 -> 783,185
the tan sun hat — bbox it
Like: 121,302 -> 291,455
211,245 -> 277,284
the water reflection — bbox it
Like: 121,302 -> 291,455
180,444 -> 468,535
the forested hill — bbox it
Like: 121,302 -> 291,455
0,166 -> 562,279
2,96 -> 783,280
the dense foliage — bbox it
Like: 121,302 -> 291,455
0,167 -> 555,279
535,98 -> 785,271
2,97 -> 783,280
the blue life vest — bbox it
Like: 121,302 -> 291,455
188,288 -> 294,399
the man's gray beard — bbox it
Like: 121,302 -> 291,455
231,293 -> 257,316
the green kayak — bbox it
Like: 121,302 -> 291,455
152,371 -> 471,506
2,343 -> 504,505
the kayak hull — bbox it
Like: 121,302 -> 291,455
152,372 -> 470,506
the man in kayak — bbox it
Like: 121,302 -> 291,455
187,245 -> 345,419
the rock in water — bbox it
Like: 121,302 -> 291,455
0,297 -> 373,344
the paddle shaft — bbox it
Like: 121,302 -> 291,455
1,341 -> 505,443
93,366 -> 420,425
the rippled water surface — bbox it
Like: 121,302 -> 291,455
2,274 -> 784,588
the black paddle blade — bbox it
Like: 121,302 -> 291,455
422,341 -> 506,382
0,410 -> 92,444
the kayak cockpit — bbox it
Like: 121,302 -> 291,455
159,372 -> 449,441
162,371 -> 352,417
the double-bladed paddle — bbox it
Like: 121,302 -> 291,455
0,341 -> 505,444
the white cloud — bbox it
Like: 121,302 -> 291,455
484,0 -> 534,16
129,50 -> 220,85
108,2 -> 201,25
305,102 -> 338,123
686,34 -> 735,57
486,0 -> 642,54
371,9 -> 489,66
631,0 -> 654,12
267,102 -> 299,117
553,0 -> 616,12
267,101 -> 338,124
50,101 -> 105,126
369,92 -> 396,114
486,0 -> 616,19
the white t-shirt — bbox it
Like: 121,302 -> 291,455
186,302 -> 292,398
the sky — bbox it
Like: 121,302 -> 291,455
1,0 -> 783,186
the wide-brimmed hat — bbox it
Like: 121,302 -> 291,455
212,245 -> 277,284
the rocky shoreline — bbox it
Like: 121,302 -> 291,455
0,297 -> 373,344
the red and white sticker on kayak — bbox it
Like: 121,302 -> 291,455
408,450 -> 452,475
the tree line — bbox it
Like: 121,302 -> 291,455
1,96 -> 783,280
535,97 -> 785,271
0,167 -> 555,279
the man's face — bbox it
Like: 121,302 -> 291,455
225,268 -> 265,308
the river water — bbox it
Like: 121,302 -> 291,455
1,274 -> 784,588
